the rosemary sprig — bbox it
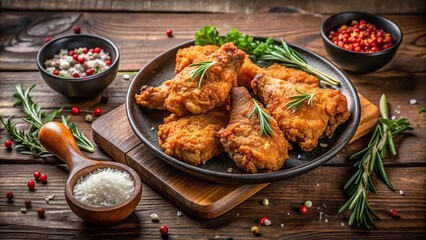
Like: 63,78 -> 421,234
188,61 -> 216,88
61,116 -> 94,152
94,68 -> 102,75
194,26 -> 341,86
0,84 -> 95,156
286,89 -> 315,113
339,94 -> 412,229
248,98 -> 273,137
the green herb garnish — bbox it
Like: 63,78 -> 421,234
188,61 -> 216,88
194,26 -> 340,86
286,89 -> 315,113
248,98 -> 273,137
94,68 -> 102,75
419,107 -> 425,113
0,84 -> 94,157
339,94 -> 412,229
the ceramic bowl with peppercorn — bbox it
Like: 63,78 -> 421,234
36,35 -> 119,98
321,11 -> 402,73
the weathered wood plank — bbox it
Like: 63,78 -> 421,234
0,164 -> 425,238
0,0 -> 425,14
0,12 -> 424,72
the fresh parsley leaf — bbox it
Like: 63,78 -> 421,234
194,26 -> 222,46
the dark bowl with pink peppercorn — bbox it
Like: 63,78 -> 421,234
321,12 -> 402,73
36,35 -> 119,98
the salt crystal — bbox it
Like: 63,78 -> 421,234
236,213 -> 239,216
150,213 -> 159,222
399,190 -> 404,195
264,219 -> 272,226
287,212 -> 290,215
73,168 -> 134,207
123,74 -> 130,80
341,222 -> 345,226
177,211 -> 183,217
316,183 -> 320,187
325,219 -> 329,223
320,143 -> 328,148
410,99 -> 417,105
227,167 -> 234,173
391,115 -> 396,120
280,223 -> 284,228
150,127 -> 155,131
297,154 -> 301,159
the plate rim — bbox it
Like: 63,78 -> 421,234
126,38 -> 361,184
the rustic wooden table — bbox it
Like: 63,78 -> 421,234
1,1 -> 425,239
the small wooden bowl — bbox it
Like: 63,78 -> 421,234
38,121 -> 142,224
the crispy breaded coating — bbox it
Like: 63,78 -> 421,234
237,55 -> 262,88
175,45 -> 219,73
265,63 -> 320,87
135,80 -> 173,110
252,74 -> 350,152
158,111 -> 229,166
218,87 -> 289,173
164,42 -> 245,117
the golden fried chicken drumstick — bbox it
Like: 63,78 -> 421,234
158,110 -> 229,166
175,45 -> 219,73
252,74 -> 350,152
135,79 -> 172,110
164,42 -> 245,117
218,87 -> 289,173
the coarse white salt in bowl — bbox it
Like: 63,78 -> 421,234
73,168 -> 134,207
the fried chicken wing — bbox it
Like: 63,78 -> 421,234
237,55 -> 262,88
158,110 -> 229,166
164,42 -> 245,117
135,80 -> 173,110
265,63 -> 319,87
252,74 -> 350,152
175,45 -> 219,73
218,87 -> 289,173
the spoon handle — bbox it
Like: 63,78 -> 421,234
38,121 -> 93,173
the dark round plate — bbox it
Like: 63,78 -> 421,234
126,39 -> 360,184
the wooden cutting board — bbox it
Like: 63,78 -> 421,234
92,94 -> 378,219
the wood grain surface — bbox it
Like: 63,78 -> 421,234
1,0 -> 425,14
1,7 -> 425,239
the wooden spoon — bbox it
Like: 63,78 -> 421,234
38,121 -> 142,224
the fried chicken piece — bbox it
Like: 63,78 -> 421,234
175,45 -> 219,73
135,80 -> 173,110
158,110 -> 229,166
252,74 -> 350,152
218,87 -> 289,173
265,63 -> 320,87
237,55 -> 262,88
164,42 -> 245,117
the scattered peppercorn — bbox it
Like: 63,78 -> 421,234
34,171 -> 41,180
4,140 -> 12,150
105,60 -> 112,66
6,192 -> 14,200
73,26 -> 81,34
69,50 -> 74,56
78,56 -> 85,64
85,114 -> 93,123
53,69 -> 60,76
73,73 -> 80,78
27,180 -> 35,190
20,208 -> 27,214
251,226 -> 260,235
226,167 -> 234,173
389,209 -> 397,217
166,29 -> 173,37
39,173 -> 48,183
259,217 -> 267,225
45,37 -> 52,43
299,205 -> 308,215
304,200 -> 313,208
94,108 -> 102,117
159,225 -> 168,234
37,208 -> 45,218
25,199 -> 32,208
262,198 -> 269,206
100,94 -> 109,104
85,68 -> 94,76
71,106 -> 81,115
94,47 -> 101,53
